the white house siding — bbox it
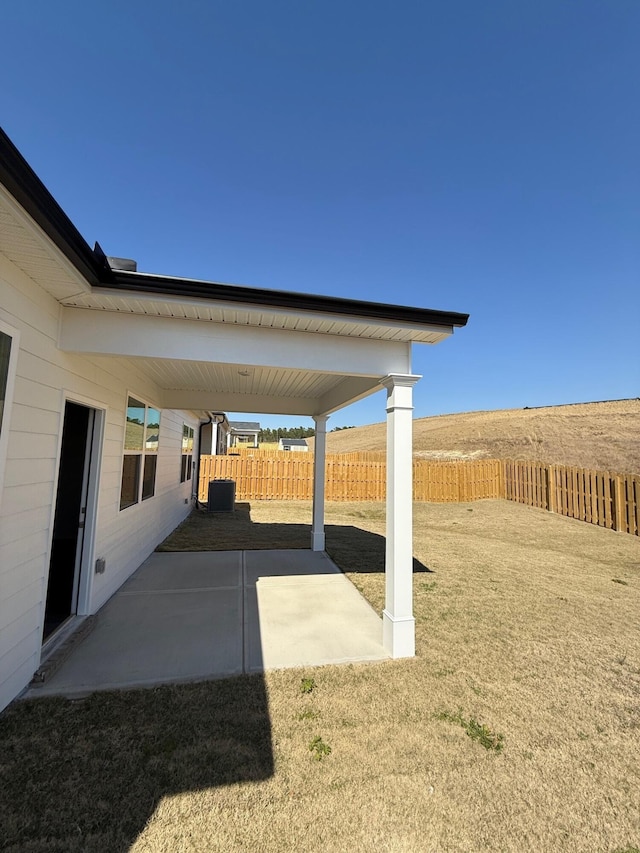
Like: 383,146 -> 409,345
0,253 -> 200,712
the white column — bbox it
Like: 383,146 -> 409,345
311,414 -> 329,551
381,374 -> 421,658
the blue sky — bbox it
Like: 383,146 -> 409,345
2,1 -> 638,430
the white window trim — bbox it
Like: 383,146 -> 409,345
0,319 -> 20,513
180,423 -> 195,483
119,392 -> 162,511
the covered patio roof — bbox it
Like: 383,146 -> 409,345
0,125 -> 470,659
1,127 -> 468,418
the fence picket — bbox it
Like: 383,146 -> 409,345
198,453 -> 638,536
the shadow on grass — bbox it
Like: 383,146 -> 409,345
158,502 -> 432,573
1,676 -> 273,852
1,504 -> 435,850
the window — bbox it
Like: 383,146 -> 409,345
0,323 -> 19,510
0,330 -> 12,439
120,396 -> 161,510
181,424 -> 195,483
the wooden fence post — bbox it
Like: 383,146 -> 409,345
546,465 -> 556,513
612,475 -> 627,533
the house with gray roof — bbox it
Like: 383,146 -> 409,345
228,421 -> 261,449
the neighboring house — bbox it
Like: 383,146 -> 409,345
199,412 -> 230,456
279,438 -> 308,452
228,421 -> 260,449
0,127 -> 468,712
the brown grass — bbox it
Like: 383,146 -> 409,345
2,499 -> 640,852
314,399 -> 640,474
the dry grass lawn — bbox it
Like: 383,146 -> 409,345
313,399 -> 640,473
1,500 -> 639,852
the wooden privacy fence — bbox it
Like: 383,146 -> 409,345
199,455 -> 504,504
503,461 -> 639,535
199,452 -> 640,536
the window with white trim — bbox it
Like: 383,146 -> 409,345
181,424 -> 194,483
0,330 -> 12,439
0,322 -> 20,511
120,396 -> 161,510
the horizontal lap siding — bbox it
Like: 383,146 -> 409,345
0,255 -> 199,712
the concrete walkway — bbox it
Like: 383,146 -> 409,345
26,550 -> 388,698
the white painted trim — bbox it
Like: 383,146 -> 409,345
119,389 -> 163,512
382,373 -> 421,659
59,308 -> 412,378
39,391 -> 106,651
0,318 -> 20,513
71,399 -> 105,616
382,612 -> 416,658
74,284 -> 454,339
311,415 -> 329,551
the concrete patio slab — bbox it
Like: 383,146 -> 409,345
245,573 -> 388,671
25,549 -> 388,699
123,550 -> 242,591
244,548 -> 340,583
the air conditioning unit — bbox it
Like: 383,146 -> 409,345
207,479 -> 236,512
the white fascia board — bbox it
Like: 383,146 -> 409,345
0,185 -> 92,299
59,307 -> 412,377
84,285 -> 453,339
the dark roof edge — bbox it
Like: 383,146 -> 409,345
106,270 -> 470,329
0,127 -> 110,287
1,126 -> 469,330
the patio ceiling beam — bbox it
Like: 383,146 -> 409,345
315,377 -> 384,416
160,390 -> 322,416
59,308 -> 412,378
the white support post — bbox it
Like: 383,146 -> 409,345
381,374 -> 421,658
311,415 -> 329,551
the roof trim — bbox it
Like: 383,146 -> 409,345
0,127 -> 111,287
105,270 -> 469,329
0,126 -> 469,330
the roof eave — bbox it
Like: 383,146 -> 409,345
104,270 -> 470,330
0,128 -> 110,287
1,126 -> 470,332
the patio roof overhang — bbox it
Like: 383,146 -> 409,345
1,125 -> 470,661
1,126 -> 468,418
58,299 -> 420,416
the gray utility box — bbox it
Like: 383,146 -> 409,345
207,479 -> 236,512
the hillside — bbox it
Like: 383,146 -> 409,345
314,400 -> 640,474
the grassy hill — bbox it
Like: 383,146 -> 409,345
314,399 -> 639,474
